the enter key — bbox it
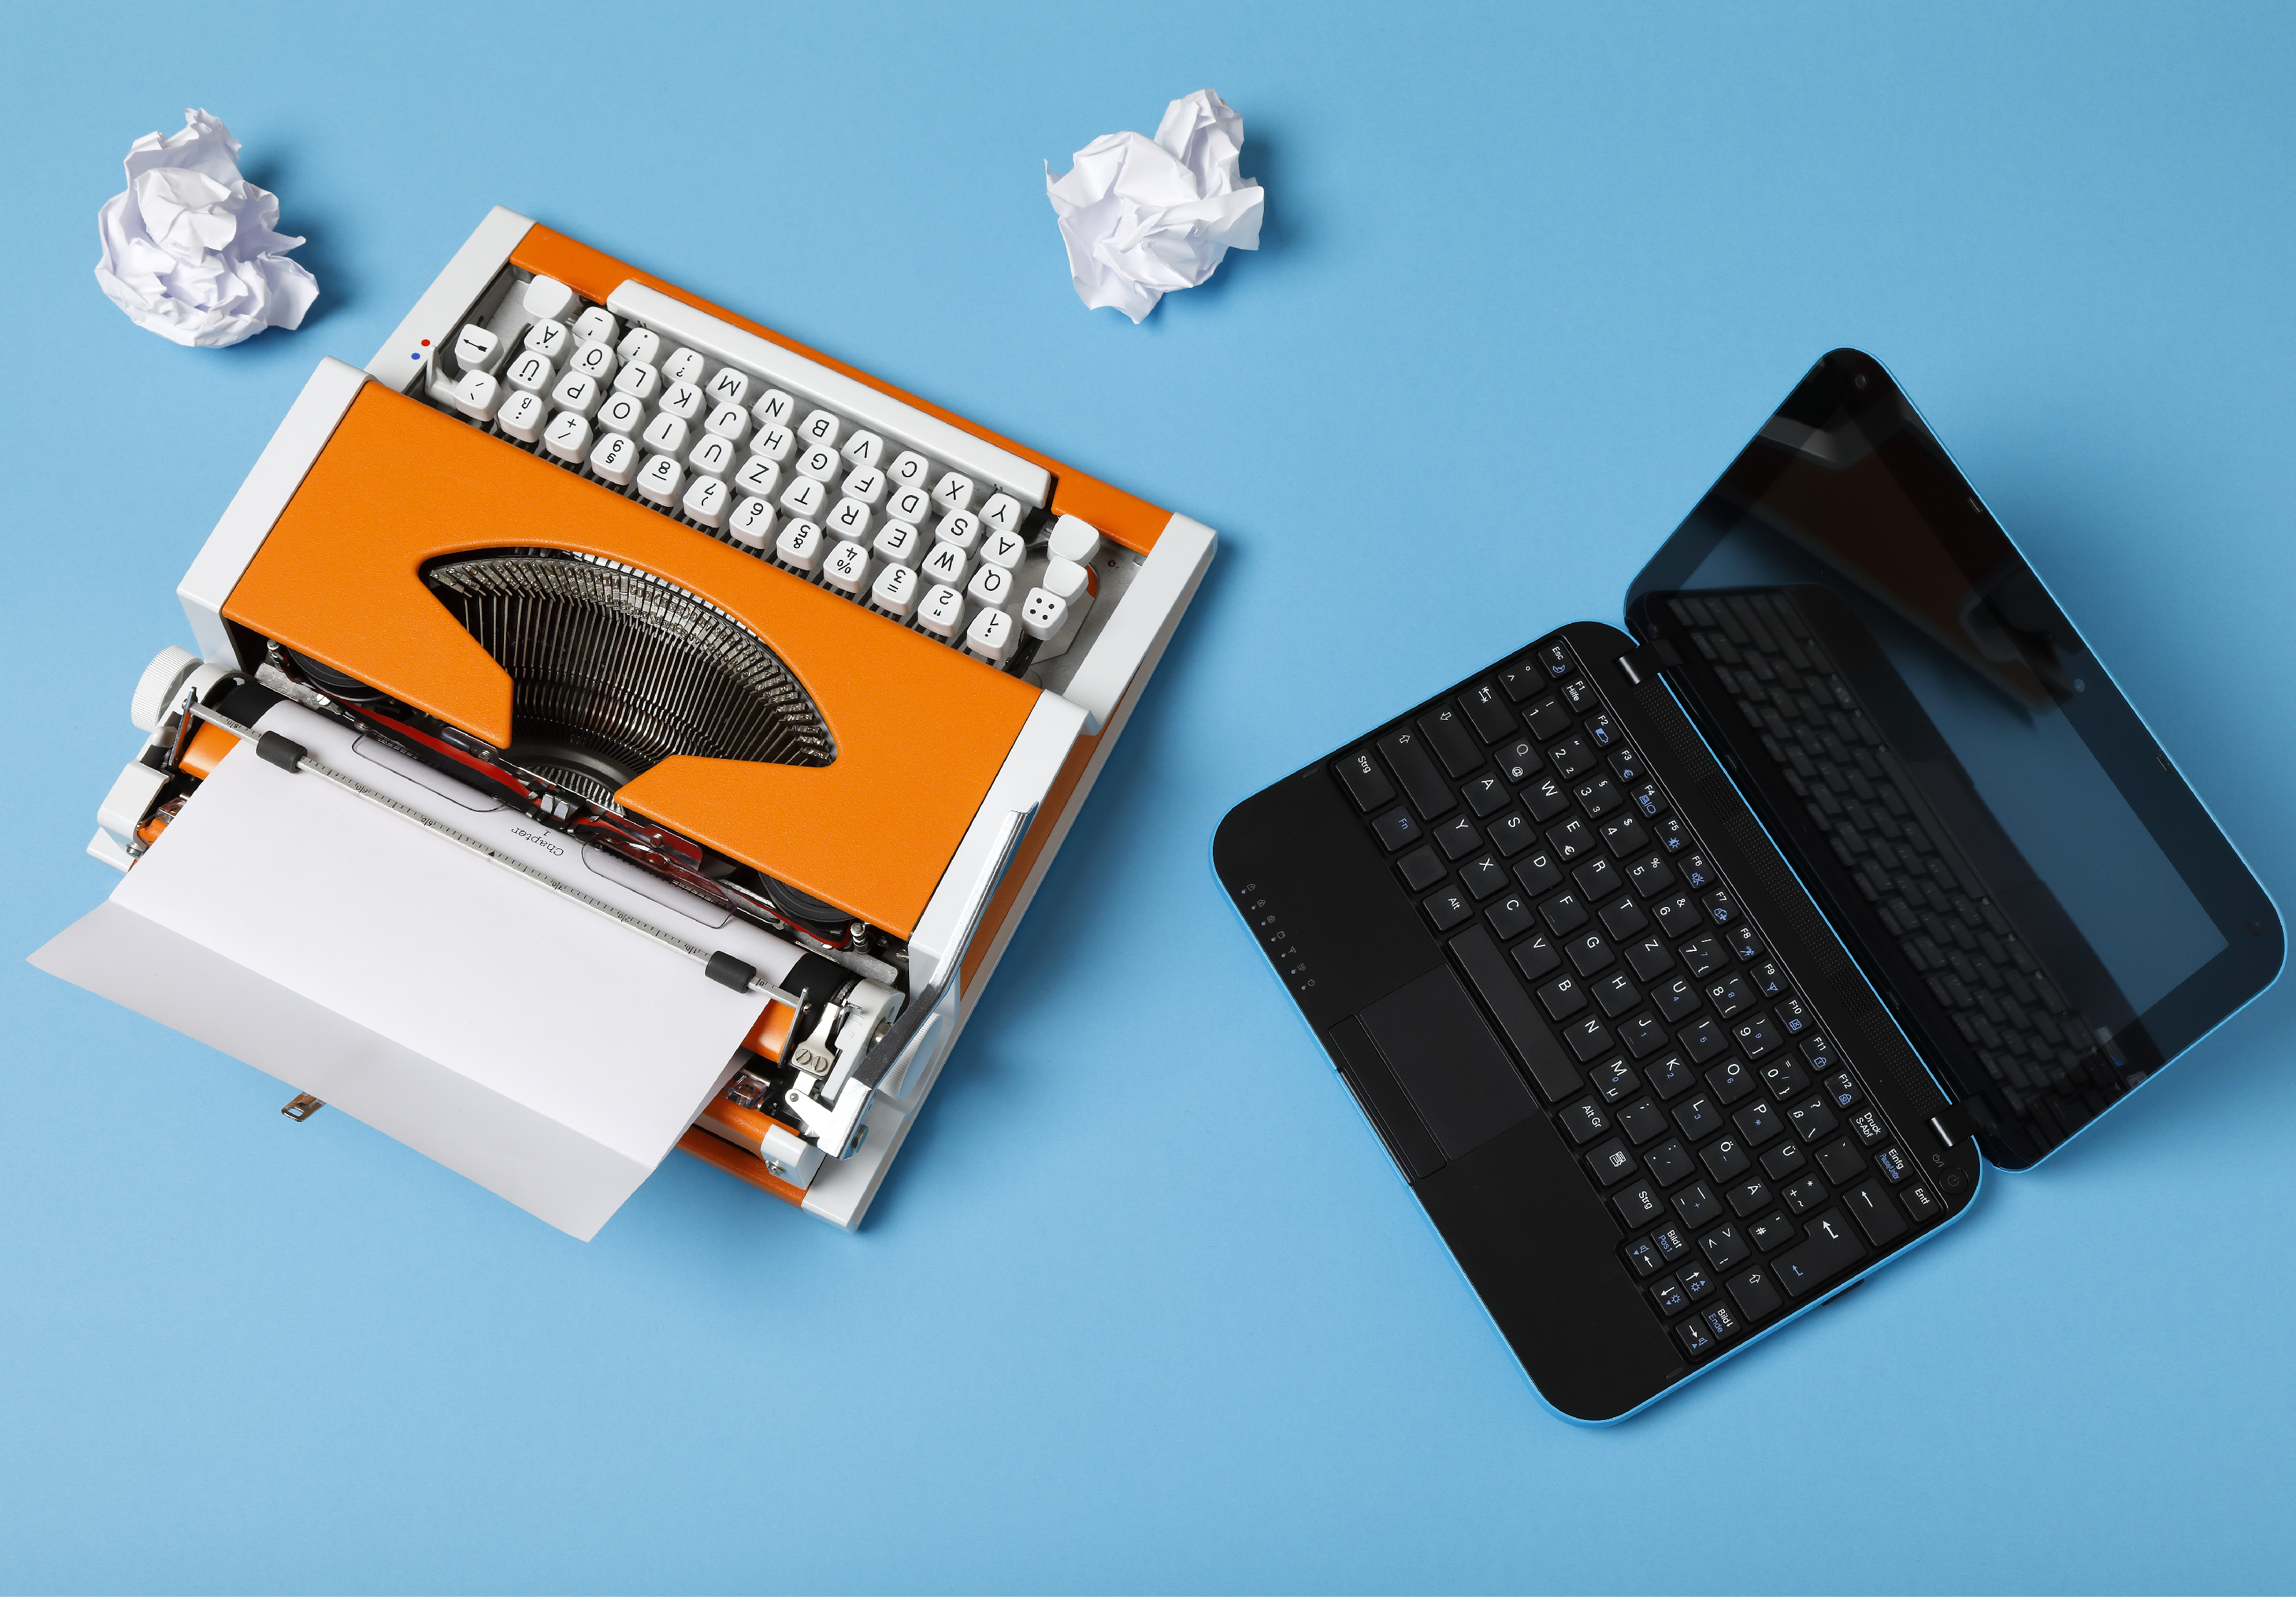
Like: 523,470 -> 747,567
1775,1208 -> 1867,1299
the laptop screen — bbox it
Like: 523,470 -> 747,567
1627,350 -> 2278,1165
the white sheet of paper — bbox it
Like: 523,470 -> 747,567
30,704 -> 773,1239
1045,89 -> 1264,323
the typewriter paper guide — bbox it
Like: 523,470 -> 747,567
31,730 -> 768,1240
218,383 -> 1042,939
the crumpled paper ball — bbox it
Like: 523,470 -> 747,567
1045,89 -> 1264,323
94,109 -> 319,348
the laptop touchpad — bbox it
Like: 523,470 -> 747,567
1355,967 -> 1537,1161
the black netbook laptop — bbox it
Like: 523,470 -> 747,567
1213,350 -> 2282,1421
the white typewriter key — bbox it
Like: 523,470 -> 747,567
523,319 -> 572,362
979,492 -> 1025,538
689,433 -> 739,479
840,466 -> 887,506
617,327 -> 663,372
662,346 -> 709,385
550,370 -> 603,419
966,605 -> 1015,662
935,509 -> 982,552
572,306 -> 620,348
612,360 -> 660,401
751,387 -> 797,429
870,561 -> 919,616
505,351 -> 554,394
1019,587 -> 1069,640
729,496 -> 775,547
826,497 -> 873,540
797,443 -> 842,483
567,341 -> 617,384
705,366 -> 751,408
800,408 -> 843,448
779,474 -> 828,520
451,369 -> 503,421
702,401 -> 750,444
931,471 -> 978,513
733,456 -> 782,499
967,562 -> 1014,609
841,429 -> 885,468
637,453 -> 685,506
597,392 -> 647,435
499,389 -> 549,443
1048,513 -> 1103,564
888,450 -> 931,489
682,474 -> 731,527
775,519 -> 826,571
823,539 -> 871,594
919,583 -> 967,638
1043,555 -> 1092,601
749,424 -> 794,463
921,539 -> 968,586
872,519 -> 922,567
521,274 -> 580,323
588,430 -> 638,483
543,410 -> 594,462
539,410 -> 592,461
886,485 -> 932,525
640,412 -> 691,456
658,381 -> 706,422
452,323 -> 503,373
981,527 -> 1028,571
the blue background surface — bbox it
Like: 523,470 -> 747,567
6,3 -> 2294,1590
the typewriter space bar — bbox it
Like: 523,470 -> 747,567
607,282 -> 1052,508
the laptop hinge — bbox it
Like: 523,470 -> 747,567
1615,645 -> 1660,686
1927,1101 -> 1986,1151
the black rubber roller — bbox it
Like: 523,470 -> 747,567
705,952 -> 758,992
255,732 -> 306,772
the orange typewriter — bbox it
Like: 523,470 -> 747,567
33,209 -> 1217,1238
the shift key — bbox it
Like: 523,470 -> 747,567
1377,728 -> 1457,820
1775,1208 -> 1866,1299
1448,928 -> 1583,1103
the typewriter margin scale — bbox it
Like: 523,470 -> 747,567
68,207 -> 1218,1235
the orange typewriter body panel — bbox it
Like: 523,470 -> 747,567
220,382 -> 1041,939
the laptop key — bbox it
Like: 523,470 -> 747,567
1776,1209 -> 1866,1297
1699,1222 -> 1751,1272
1729,1265 -> 1784,1322
1418,707 -> 1484,777
1485,894 -> 1535,941
1373,807 -> 1421,851
1377,729 -> 1456,819
1586,1138 -> 1639,1185
1423,888 -> 1472,932
1748,1209 -> 1797,1253
1844,1179 -> 1909,1246
1396,846 -> 1446,892
1334,749 -> 1395,811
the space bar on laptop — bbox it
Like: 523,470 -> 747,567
1448,930 -> 1584,1105
606,282 -> 1052,508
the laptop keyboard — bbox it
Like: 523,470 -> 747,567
1662,589 -> 2120,1156
1332,631 -> 1945,1361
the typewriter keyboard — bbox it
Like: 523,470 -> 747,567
1330,631 -> 1948,1361
431,273 -> 1102,672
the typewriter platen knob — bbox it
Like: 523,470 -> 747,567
129,646 -> 201,733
